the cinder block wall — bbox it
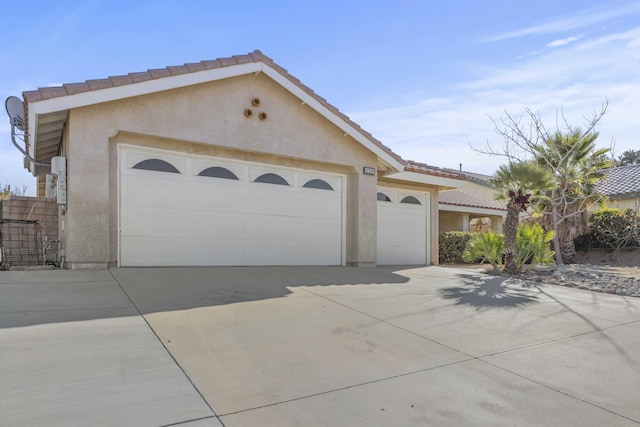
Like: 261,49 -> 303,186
0,196 -> 58,266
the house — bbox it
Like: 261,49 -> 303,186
438,168 -> 506,233
15,50 -> 464,269
596,164 -> 640,211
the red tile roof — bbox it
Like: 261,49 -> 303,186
22,50 -> 406,167
439,190 -> 506,211
404,160 -> 465,180
19,50 -> 494,188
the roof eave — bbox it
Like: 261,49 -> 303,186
438,203 -> 507,216
26,60 -> 405,174
381,170 -> 462,189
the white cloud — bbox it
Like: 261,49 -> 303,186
547,35 -> 582,48
350,26 -> 640,175
481,2 -> 640,43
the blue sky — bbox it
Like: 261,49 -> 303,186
2,1 -> 639,194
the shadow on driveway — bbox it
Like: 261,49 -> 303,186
440,274 -> 539,309
0,267 -> 411,329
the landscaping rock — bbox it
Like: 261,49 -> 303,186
518,264 -> 640,298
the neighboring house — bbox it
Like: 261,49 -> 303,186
439,168 -> 506,233
596,164 -> 640,211
16,50 -> 463,269
439,190 -> 506,233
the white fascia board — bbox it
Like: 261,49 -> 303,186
383,170 -> 462,189
261,67 -> 405,172
27,61 -> 405,172
439,204 -> 506,216
29,62 -> 263,115
27,62 -> 264,159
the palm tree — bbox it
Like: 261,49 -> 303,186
533,130 -> 609,264
491,161 -> 553,274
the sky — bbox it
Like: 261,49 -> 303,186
1,0 -> 639,195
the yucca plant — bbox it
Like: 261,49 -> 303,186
462,231 -> 504,269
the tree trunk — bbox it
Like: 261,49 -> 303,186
560,238 -> 577,264
503,202 -> 520,274
550,200 -> 563,265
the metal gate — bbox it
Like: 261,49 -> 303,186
0,219 -> 42,269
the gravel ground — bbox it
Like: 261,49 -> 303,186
517,264 -> 640,297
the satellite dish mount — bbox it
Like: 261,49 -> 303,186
5,96 -> 50,167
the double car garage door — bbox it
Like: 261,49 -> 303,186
119,147 -> 344,266
119,147 -> 429,267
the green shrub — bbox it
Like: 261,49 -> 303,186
575,208 -> 640,252
462,230 -> 504,269
574,209 -> 640,251
459,224 -> 554,272
589,208 -> 639,259
439,232 -> 474,264
516,223 -> 556,271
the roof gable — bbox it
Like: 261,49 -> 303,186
23,50 -> 405,172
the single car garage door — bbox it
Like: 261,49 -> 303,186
119,146 -> 345,266
377,188 -> 429,265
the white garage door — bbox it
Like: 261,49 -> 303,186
119,147 -> 344,266
377,188 -> 429,265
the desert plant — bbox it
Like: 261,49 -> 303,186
462,230 -> 504,269
491,161 -> 553,274
480,102 -> 609,265
516,223 -> 556,271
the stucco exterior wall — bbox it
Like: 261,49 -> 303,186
439,211 -> 465,232
64,73 -> 379,268
603,197 -> 640,212
439,211 -> 503,233
457,180 -> 499,203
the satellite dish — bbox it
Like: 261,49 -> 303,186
5,96 -> 25,131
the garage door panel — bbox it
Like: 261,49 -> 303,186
120,148 -> 344,266
121,236 -> 249,267
122,207 -> 248,239
121,235 -> 342,267
377,189 -> 428,265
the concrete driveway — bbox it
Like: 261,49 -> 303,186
1,266 -> 639,426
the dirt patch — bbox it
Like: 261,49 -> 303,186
576,248 -> 640,270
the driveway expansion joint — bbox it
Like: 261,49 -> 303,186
107,268 -> 220,421
297,283 -> 640,425
479,358 -> 640,425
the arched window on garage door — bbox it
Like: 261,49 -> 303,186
377,192 -> 391,202
132,159 -> 180,173
198,166 -> 239,180
400,196 -> 421,205
254,173 -> 289,185
303,179 -> 334,190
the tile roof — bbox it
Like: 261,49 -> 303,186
439,190 -> 506,211
404,160 -> 465,180
22,50 -> 405,166
444,168 -> 494,187
596,164 -> 640,198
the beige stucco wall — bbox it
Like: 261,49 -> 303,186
603,197 -> 640,212
439,211 -> 466,232
64,73 -> 379,268
439,211 -> 503,233
457,180 -> 499,202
